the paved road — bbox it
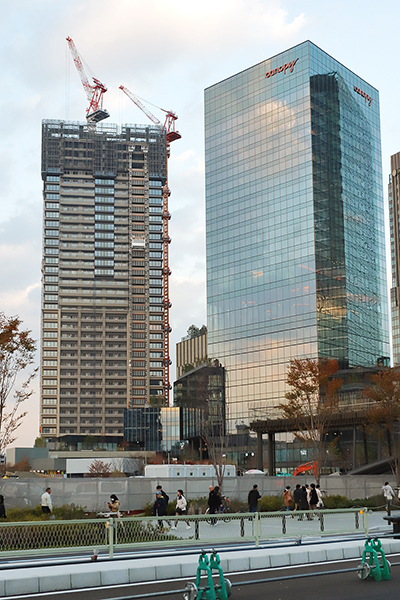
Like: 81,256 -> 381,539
8,557 -> 399,600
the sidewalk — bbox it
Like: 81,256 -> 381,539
1,533 -> 400,596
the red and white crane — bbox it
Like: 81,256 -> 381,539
119,86 -> 181,143
120,85 -> 181,406
66,37 -> 109,123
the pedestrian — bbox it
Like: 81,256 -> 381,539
283,486 -> 293,512
382,481 -> 396,516
152,490 -> 167,531
293,483 -> 302,514
296,485 -> 309,520
41,487 -> 53,516
316,484 -> 324,508
171,489 -> 191,530
248,484 -> 261,513
208,485 -> 222,525
156,484 -> 170,506
0,495 -> 6,519
156,484 -> 171,526
304,484 -> 313,520
107,494 -> 121,516
309,483 -> 319,517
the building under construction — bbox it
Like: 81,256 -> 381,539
40,119 -> 171,448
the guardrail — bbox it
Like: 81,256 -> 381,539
0,508 -> 368,560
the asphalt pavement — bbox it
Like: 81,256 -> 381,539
4,558 -> 399,600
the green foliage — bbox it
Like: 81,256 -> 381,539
321,495 -> 353,509
4,504 -> 87,522
34,437 -> 47,448
187,324 -> 207,339
53,504 -> 87,520
258,495 -> 284,512
352,494 -> 388,509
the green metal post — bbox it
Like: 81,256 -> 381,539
363,508 -> 368,537
255,511 -> 259,547
108,518 -> 114,559
210,551 -> 229,600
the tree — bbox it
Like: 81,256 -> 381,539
364,367 -> 400,485
187,324 -> 207,339
8,456 -> 30,472
0,313 -> 37,452
278,358 -> 343,483
34,437 -> 47,448
88,459 -> 111,477
198,362 -> 227,489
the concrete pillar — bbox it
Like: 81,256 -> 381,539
363,428 -> 369,464
268,432 -> 275,476
257,431 -> 263,471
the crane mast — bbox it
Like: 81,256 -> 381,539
120,85 -> 181,406
66,37 -> 109,123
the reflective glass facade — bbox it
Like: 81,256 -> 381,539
205,41 -> 389,432
389,152 -> 400,364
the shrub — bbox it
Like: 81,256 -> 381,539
3,504 -> 88,522
322,495 -> 353,509
258,495 -> 284,512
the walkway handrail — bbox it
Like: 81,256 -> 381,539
0,508 -> 368,560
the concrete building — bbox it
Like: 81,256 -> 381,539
176,332 -> 207,378
40,120 -> 169,448
389,152 -> 400,365
205,41 -> 389,436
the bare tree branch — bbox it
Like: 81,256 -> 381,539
0,314 -> 37,453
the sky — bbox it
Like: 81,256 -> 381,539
0,0 -> 399,449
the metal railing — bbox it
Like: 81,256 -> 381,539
0,508 -> 368,560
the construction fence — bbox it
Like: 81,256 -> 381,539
0,475 -> 392,512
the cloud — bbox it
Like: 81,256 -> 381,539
0,0 -> 310,446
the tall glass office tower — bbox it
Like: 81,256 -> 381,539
205,41 -> 389,432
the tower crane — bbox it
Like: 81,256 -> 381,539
66,37 -> 109,123
120,85 -> 181,406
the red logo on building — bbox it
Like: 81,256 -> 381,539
265,58 -> 299,79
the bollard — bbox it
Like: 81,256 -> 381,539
209,550 -> 232,600
357,538 -> 391,581
194,550 -> 217,600
195,520 -> 199,540
319,513 -> 324,532
240,517 -> 245,537
192,550 -> 232,600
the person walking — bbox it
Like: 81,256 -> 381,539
248,484 -> 261,513
41,487 -> 53,516
156,484 -> 171,526
152,490 -> 167,531
171,489 -> 191,530
316,484 -> 324,508
107,494 -> 121,517
293,483 -> 302,514
208,485 -> 222,525
297,485 -> 309,520
283,486 -> 293,512
309,483 -> 319,518
382,481 -> 396,516
0,495 -> 6,519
